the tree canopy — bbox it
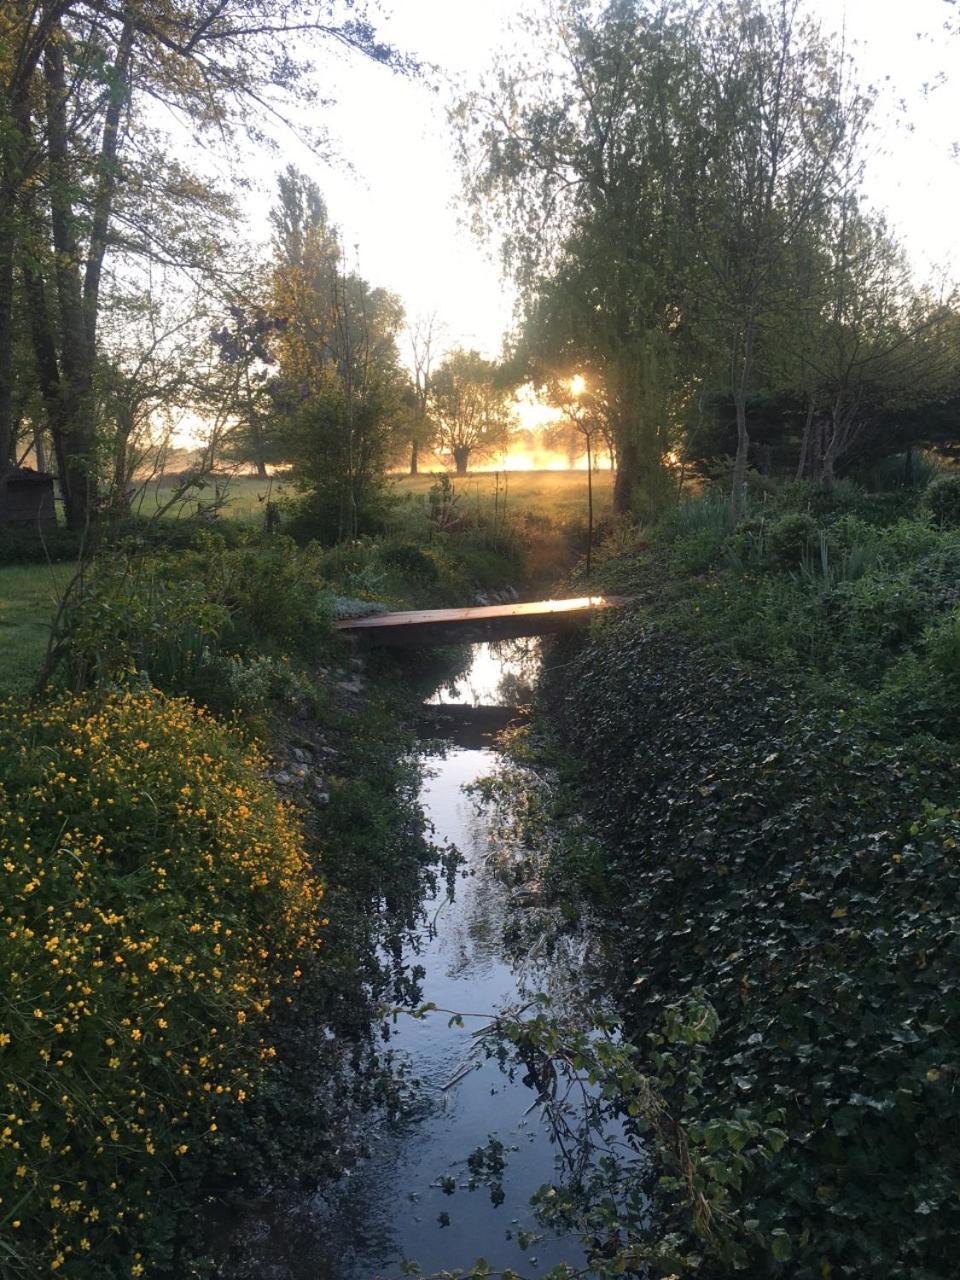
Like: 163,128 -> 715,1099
427,348 -> 516,474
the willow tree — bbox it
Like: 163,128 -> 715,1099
455,0 -> 709,514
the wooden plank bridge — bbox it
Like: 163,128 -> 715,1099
335,595 -> 628,648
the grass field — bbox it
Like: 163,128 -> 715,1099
131,468 -> 614,528
0,564 -> 67,694
132,473 -> 288,523
390,469 -> 614,525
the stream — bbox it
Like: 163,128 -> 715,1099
222,641 -> 616,1278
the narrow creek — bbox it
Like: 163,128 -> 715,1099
222,640 -> 616,1278
343,640 -> 589,1278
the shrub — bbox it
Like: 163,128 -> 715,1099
655,493 -> 734,546
924,473 -> 960,528
866,449 -> 941,492
724,513 -> 768,569
59,535 -> 336,701
925,605 -> 960,679
60,555 -> 229,692
651,494 -> 735,573
187,534 -> 333,659
280,488 -> 389,545
0,690 -> 322,1276
110,514 -> 246,555
374,540 -> 441,585
670,526 -> 728,574
0,525 -> 84,565
820,570 -> 927,673
765,511 -> 819,568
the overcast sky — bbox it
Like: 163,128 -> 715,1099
237,0 -> 960,359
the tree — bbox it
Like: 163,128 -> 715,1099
407,312 -> 444,474
427,349 -> 515,475
95,284 -> 210,509
795,206 -> 959,489
456,0 -> 709,515
458,0 -> 880,520
695,0 -> 873,516
269,169 -> 407,538
0,2 -> 405,526
210,298 -> 285,480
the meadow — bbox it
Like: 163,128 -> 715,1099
389,467 -> 614,524
130,467 -> 615,525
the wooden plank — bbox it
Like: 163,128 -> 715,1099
335,595 -> 628,647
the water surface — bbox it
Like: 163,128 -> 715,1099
223,641 -> 608,1278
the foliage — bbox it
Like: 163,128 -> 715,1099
657,495 -> 737,573
0,690 -> 322,1276
866,450 -> 941,492
0,2 -> 405,526
55,533 -> 336,704
268,168 -> 409,539
0,526 -> 84,566
924,473 -> 960,528
538,479 -> 960,1274
543,620 -> 960,1277
427,349 -> 516,475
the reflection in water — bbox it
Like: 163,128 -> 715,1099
219,641 -> 612,1279
427,640 -> 540,709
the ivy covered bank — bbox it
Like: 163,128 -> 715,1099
540,476 -> 960,1278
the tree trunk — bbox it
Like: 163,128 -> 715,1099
613,438 -> 639,515
795,396 -> 816,480
410,437 -> 419,475
730,320 -> 755,521
41,20 -> 134,530
0,212 -> 16,483
453,445 -> 469,475
820,411 -> 839,493
248,414 -> 268,480
821,448 -> 836,493
45,36 -> 97,529
34,429 -> 47,473
731,389 -> 750,518
111,408 -> 135,509
0,5 -> 43,485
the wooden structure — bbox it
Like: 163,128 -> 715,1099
0,468 -> 57,530
335,595 -> 628,648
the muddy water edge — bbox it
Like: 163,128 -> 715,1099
209,639 -> 622,1279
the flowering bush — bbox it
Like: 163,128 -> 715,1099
0,691 -> 323,1276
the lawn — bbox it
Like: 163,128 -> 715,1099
0,563 -> 66,695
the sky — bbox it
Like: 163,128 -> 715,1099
235,0 -> 960,360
